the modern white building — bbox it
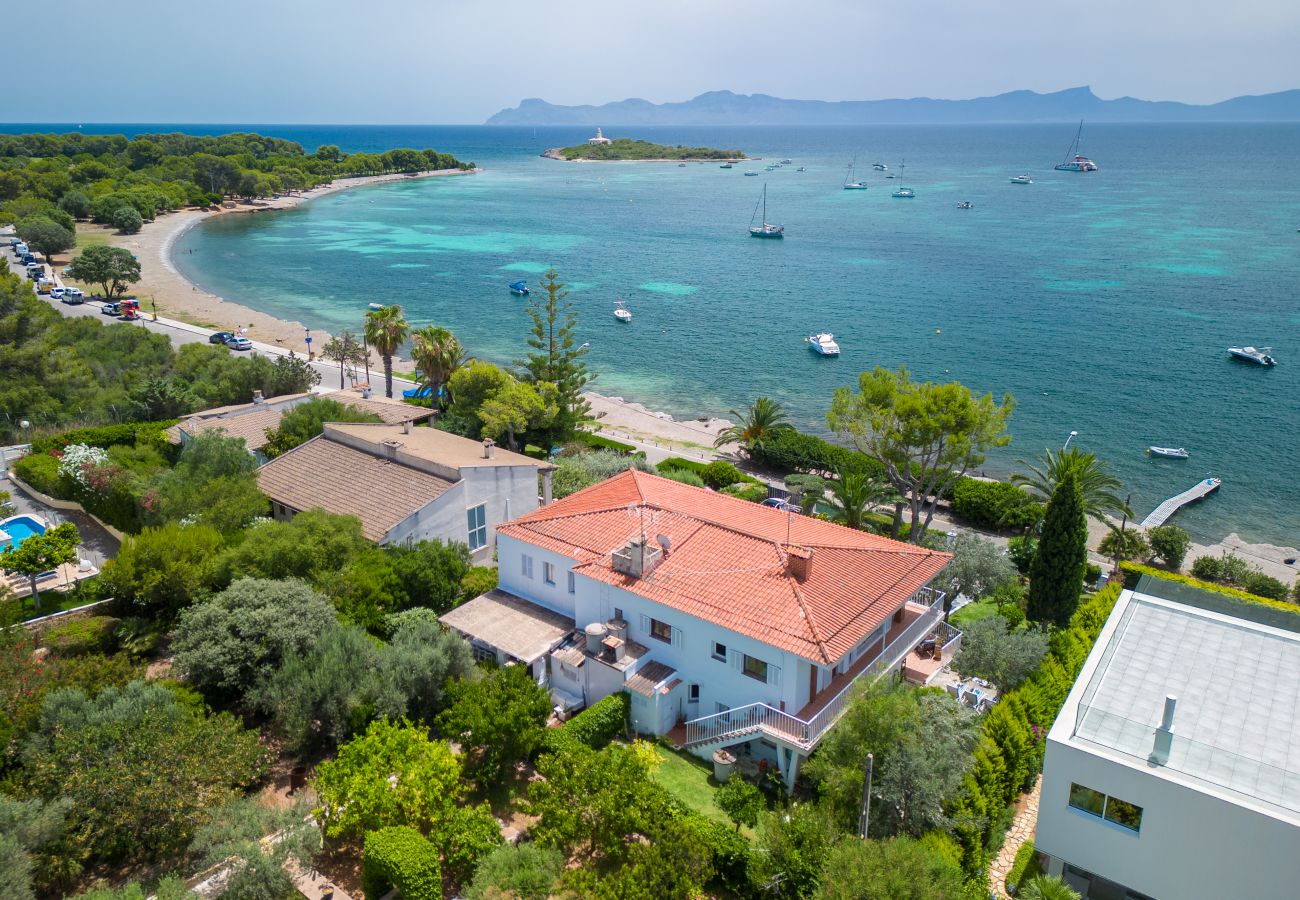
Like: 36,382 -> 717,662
256,422 -> 553,560
440,469 -> 952,788
1037,584 -> 1300,900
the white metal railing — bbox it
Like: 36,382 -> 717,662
684,587 -> 946,750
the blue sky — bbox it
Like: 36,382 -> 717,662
5,0 -> 1298,123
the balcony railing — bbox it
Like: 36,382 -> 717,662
684,586 -> 946,751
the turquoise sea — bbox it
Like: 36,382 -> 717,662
14,123 -> 1296,545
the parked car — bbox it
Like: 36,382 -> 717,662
102,302 -> 121,316
50,288 -> 64,300
760,497 -> 801,513
62,287 -> 84,301
225,335 -> 253,351
209,331 -> 235,345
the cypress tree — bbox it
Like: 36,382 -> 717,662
1027,470 -> 1088,626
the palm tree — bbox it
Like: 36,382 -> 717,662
320,329 -> 367,390
1011,447 -> 1131,522
713,397 -> 793,456
1018,875 -> 1081,900
827,468 -> 901,530
409,325 -> 467,409
363,305 -> 410,399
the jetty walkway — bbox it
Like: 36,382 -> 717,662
1140,478 -> 1222,528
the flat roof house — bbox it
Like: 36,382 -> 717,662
1037,582 -> 1300,899
440,469 -> 951,788
167,389 -> 433,463
256,422 -> 554,557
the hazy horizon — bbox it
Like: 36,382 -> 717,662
2,0 -> 1297,125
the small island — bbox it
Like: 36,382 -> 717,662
543,129 -> 746,162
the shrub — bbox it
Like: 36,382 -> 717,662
723,483 -> 769,504
785,473 -> 827,510
951,478 -> 1043,532
573,431 -> 636,454
1084,563 -> 1103,587
1146,524 -> 1191,570
465,843 -> 564,900
436,802 -> 504,887
100,522 -> 225,618
539,691 -> 629,754
1006,840 -> 1041,894
31,421 -> 178,456
1007,535 -> 1037,576
715,778 -> 764,830
658,467 -> 707,488
1097,527 -> 1149,562
551,450 -> 653,499
460,566 -> 497,600
42,616 -> 120,657
952,617 -> 1050,691
437,664 -> 552,786
11,452 -> 63,496
362,826 -> 442,900
750,427 -> 886,480
111,206 -> 143,234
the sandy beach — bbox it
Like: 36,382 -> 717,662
66,168 -> 1297,587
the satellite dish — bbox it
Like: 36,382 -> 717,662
656,534 -> 672,554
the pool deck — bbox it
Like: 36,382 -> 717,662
3,560 -> 100,600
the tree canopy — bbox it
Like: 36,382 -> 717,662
518,269 -> 593,442
0,522 -> 80,611
1027,470 -> 1089,626
261,397 -> 383,459
64,245 -> 141,300
951,616 -> 1050,690
436,664 -> 553,786
363,304 -> 410,399
828,366 -> 1014,543
1012,447 -> 1130,522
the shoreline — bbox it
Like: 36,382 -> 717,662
87,171 -> 1298,584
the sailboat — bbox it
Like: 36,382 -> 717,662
1055,121 -> 1099,172
843,156 -> 868,190
748,185 -> 784,239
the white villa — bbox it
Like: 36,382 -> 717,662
256,422 -> 554,559
588,127 -> 612,145
440,469 -> 953,788
1037,582 -> 1300,899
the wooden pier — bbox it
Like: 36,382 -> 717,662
1139,478 -> 1222,528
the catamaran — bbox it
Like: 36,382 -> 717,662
843,156 -> 868,190
1055,121 -> 1099,172
749,185 -> 784,238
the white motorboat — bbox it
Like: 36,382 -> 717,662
1147,446 -> 1189,459
614,300 -> 632,323
1010,174 -> 1033,184
367,302 -> 385,310
1228,346 -> 1276,366
807,332 -> 840,356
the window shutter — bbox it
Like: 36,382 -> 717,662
768,663 -> 781,686
640,614 -> 649,634
672,626 -> 682,648
730,649 -> 742,672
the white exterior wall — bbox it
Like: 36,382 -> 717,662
497,533 -> 814,733
386,467 -> 539,559
1037,738 -> 1300,899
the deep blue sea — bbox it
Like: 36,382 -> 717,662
6,123 -> 1299,545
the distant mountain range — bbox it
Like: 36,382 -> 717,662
486,87 -> 1300,125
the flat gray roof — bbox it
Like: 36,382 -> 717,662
440,589 -> 574,664
1064,590 -> 1300,815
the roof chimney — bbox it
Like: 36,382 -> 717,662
381,439 -> 402,460
483,438 -> 495,459
1149,694 -> 1177,766
786,545 -> 814,582
252,389 -> 264,405
402,419 -> 413,435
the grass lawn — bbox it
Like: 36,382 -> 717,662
18,589 -> 99,622
950,596 -> 1000,629
651,744 -> 737,830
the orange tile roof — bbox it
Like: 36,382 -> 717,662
497,470 -> 951,665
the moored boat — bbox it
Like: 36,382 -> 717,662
1228,346 -> 1276,366
891,187 -> 915,198
807,332 -> 840,356
367,302 -> 385,310
872,162 -> 887,171
744,170 -> 759,176
780,159 -> 793,165
843,156 -> 868,190
748,185 -> 784,239
956,201 -> 973,209
1010,174 -> 1033,184
720,162 -> 734,169
1147,446 -> 1190,459
614,300 -> 632,323
1055,121 -> 1099,172
508,280 -> 530,296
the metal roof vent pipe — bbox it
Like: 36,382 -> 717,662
1149,694 -> 1177,766
252,389 -> 264,404
483,438 -> 495,459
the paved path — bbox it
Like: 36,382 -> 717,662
989,774 -> 1042,899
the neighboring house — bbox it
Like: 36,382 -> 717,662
1036,583 -> 1300,899
167,388 -> 433,463
440,469 -> 951,788
256,421 -> 554,557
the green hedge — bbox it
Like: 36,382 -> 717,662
31,420 -> 179,456
362,826 -> 442,900
948,584 -> 1122,876
575,431 -> 638,454
11,451 -> 62,496
1120,561 -> 1300,617
1006,840 -> 1041,894
750,428 -> 887,480
950,478 -> 1043,532
539,691 -> 629,755
657,457 -> 756,490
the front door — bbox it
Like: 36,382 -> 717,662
808,666 -> 818,706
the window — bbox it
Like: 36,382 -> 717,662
712,642 -> 727,662
466,504 -> 487,551
471,644 -> 496,664
649,618 -> 672,643
1069,783 -> 1142,833
543,562 -> 556,586
743,654 -> 769,682
613,607 -> 624,621
521,555 -> 534,579
688,684 -> 700,703
567,571 -> 576,594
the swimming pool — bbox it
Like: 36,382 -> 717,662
0,515 -> 47,551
